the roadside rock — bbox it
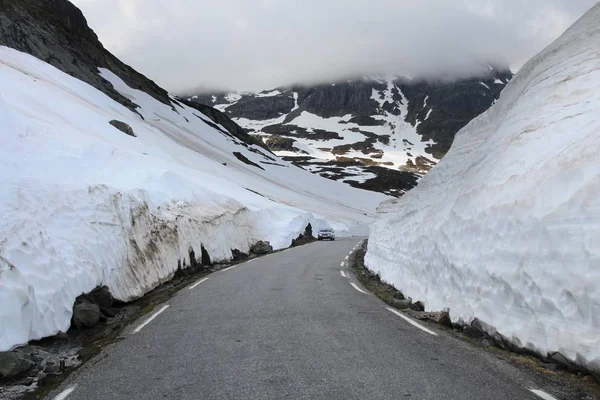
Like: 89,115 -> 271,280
82,286 -> 114,309
109,120 -> 136,137
390,298 -> 412,309
0,352 -> 34,379
72,302 -> 100,329
421,310 -> 452,327
250,240 -> 273,255
231,249 -> 249,261
410,301 -> 425,312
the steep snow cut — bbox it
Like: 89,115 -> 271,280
0,46 -> 387,350
366,5 -> 600,372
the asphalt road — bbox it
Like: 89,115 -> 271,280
49,238 -> 563,400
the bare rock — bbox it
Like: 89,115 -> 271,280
0,352 -> 34,379
410,301 -> 425,312
72,302 -> 100,329
250,240 -> 273,255
390,298 -> 412,309
109,120 -> 136,137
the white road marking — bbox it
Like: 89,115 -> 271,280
386,308 -> 438,336
340,262 -> 345,267
340,271 -> 347,278
132,305 -> 170,334
218,265 -> 238,273
350,283 -> 367,294
344,255 -> 349,260
54,385 -> 77,400
530,389 -> 559,400
189,277 -> 209,290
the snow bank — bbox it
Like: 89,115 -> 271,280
0,46 -> 387,350
366,5 -> 600,372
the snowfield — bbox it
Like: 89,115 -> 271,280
0,46 -> 387,350
366,5 -> 600,372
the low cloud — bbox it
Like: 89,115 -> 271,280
72,0 -> 597,93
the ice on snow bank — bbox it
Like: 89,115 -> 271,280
366,4 -> 600,372
0,46 -> 386,350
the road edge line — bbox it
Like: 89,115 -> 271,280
386,307 -> 438,336
132,305 -> 170,334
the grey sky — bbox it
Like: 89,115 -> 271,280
71,0 -> 597,93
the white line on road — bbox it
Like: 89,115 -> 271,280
386,308 -> 438,336
350,283 -> 367,294
344,255 -> 349,260
530,389 -> 559,400
340,262 -> 345,267
132,305 -> 170,334
54,385 -> 77,400
189,277 -> 209,290
340,270 -> 347,278
218,265 -> 238,273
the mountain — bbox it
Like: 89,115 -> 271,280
0,0 -> 386,350
187,69 -> 512,196
366,4 -> 600,374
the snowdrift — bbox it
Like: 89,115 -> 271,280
366,5 -> 600,371
0,46 -> 387,350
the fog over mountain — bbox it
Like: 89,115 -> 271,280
72,0 -> 597,92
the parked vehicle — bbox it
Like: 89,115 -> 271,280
317,228 -> 335,241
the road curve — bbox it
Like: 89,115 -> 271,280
49,238 -> 556,400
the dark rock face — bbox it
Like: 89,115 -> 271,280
265,136 -> 299,152
72,302 -> 100,329
250,241 -> 273,255
0,0 -> 170,112
0,352 -> 34,379
227,94 -> 295,120
109,120 -> 135,137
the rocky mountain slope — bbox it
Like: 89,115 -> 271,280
188,69 -> 512,196
0,0 -> 386,350
367,3 -> 600,375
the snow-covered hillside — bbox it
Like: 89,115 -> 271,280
366,4 -> 600,372
0,46 -> 387,350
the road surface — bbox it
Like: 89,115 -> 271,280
49,238 -> 565,400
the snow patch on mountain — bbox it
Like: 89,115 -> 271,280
366,4 -> 600,372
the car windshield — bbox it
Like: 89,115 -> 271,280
321,229 -> 333,232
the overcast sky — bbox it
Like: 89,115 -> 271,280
71,0 -> 597,93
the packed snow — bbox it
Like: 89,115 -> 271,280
367,4 -> 600,373
0,46 -> 388,350
255,90 -> 282,98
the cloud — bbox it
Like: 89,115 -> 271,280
71,0 -> 597,92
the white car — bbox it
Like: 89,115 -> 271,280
317,228 -> 335,241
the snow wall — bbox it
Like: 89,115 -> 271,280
366,4 -> 600,372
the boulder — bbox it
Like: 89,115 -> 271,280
84,286 -> 114,309
109,120 -> 136,137
422,310 -> 452,327
0,352 -> 34,379
390,298 -> 412,309
72,302 -> 100,329
410,301 -> 425,312
250,240 -> 273,255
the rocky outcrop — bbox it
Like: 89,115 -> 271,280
0,0 -> 171,112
